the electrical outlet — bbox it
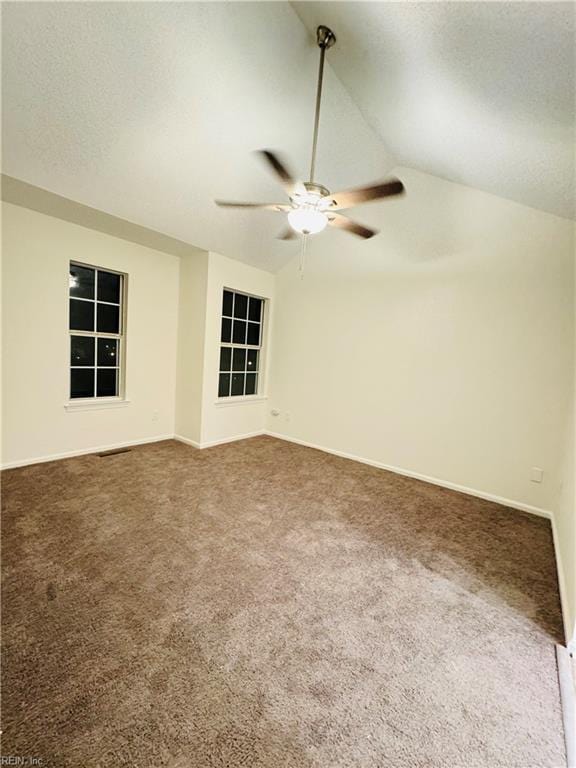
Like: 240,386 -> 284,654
152,410 -> 159,422
530,467 -> 543,483
284,411 -> 291,423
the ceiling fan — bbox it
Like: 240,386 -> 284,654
216,25 -> 405,240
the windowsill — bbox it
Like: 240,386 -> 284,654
64,398 -> 131,412
214,395 -> 268,407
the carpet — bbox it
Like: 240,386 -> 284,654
1,436 -> 566,767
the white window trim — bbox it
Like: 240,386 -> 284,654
213,395 -> 268,407
68,261 -> 127,403
64,398 -> 131,412
218,288 -> 267,400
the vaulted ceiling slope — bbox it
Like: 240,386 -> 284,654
294,1 -> 575,220
1,2 -> 394,272
2,3 -> 574,275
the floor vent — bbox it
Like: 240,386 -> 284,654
97,448 -> 132,458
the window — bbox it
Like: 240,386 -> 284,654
69,262 -> 125,399
219,289 -> 264,398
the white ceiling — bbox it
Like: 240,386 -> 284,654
2,3 -> 574,273
294,1 -> 575,220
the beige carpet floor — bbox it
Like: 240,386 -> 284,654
2,436 -> 566,767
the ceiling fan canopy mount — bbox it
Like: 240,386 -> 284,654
215,25 -> 405,240
316,24 -> 336,51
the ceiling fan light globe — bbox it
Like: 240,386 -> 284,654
287,208 -> 328,235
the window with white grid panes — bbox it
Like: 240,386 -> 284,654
218,289 -> 264,398
69,262 -> 125,399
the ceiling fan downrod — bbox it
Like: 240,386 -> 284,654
309,25 -> 336,184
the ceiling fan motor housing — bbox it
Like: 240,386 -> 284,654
291,182 -> 334,211
304,182 -> 330,196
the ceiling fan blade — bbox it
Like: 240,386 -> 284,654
215,200 -> 290,212
257,150 -> 306,197
328,213 -> 377,239
328,178 -> 405,210
277,226 -> 297,240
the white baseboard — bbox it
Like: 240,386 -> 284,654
202,430 -> 266,449
265,430 -> 552,518
550,514 -> 574,648
173,434 -> 202,449
1,434 -> 174,470
2,430 -> 267,469
556,644 -> 576,767
175,430 -> 266,450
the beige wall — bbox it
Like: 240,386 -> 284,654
267,168 -> 574,515
1,202 -> 180,466
175,249 -> 209,446
1,202 -> 276,461
554,241 -> 576,647
556,400 -> 576,646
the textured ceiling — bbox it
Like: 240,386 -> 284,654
1,2 -> 394,272
2,3 -> 574,275
293,1 -> 575,220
